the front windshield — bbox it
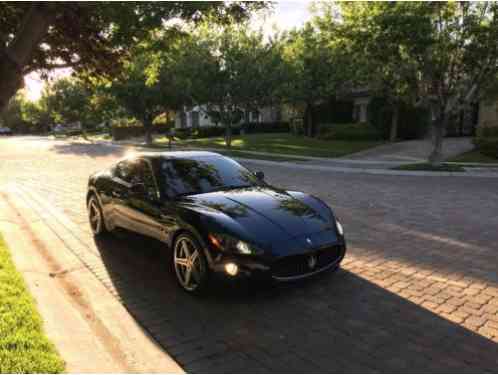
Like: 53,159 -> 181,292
159,156 -> 261,197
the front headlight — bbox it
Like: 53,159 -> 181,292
235,240 -> 252,254
336,220 -> 344,236
208,233 -> 261,255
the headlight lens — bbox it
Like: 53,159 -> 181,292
336,220 -> 344,236
235,240 -> 252,254
208,233 -> 261,254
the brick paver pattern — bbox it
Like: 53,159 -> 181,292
1,136 -> 498,373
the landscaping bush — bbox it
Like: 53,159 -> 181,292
154,122 -> 174,134
241,121 -> 290,134
111,126 -> 143,140
314,98 -> 354,124
173,127 -> 192,140
368,97 -> 431,140
318,123 -> 382,141
473,137 -> 498,159
476,126 -> 498,138
290,119 -> 305,135
111,118 -> 175,140
195,126 -> 227,138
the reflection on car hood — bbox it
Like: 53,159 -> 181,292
182,187 -> 331,242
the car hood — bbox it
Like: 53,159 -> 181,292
179,187 -> 336,252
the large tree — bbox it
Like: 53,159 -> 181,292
163,24 -> 286,147
330,2 -> 421,142
43,78 -> 92,126
335,2 -> 498,163
110,48 -> 184,145
282,23 -> 351,137
0,2 -> 266,111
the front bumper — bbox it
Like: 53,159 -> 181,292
209,242 -> 346,282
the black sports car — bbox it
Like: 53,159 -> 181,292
87,151 -> 346,293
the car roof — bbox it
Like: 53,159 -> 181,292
119,150 -> 224,163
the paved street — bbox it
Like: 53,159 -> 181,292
1,136 -> 498,373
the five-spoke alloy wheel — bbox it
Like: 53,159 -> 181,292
173,234 -> 207,293
88,195 -> 106,236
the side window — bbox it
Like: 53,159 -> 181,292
136,160 -> 159,199
115,161 -> 133,183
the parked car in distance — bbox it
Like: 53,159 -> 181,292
0,127 -> 13,135
86,151 -> 346,293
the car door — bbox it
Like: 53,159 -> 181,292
109,160 -> 136,232
124,159 -> 166,241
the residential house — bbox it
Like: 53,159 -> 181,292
174,105 -> 283,129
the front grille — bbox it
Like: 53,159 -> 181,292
271,246 -> 342,279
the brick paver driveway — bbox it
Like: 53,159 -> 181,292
1,136 -> 498,372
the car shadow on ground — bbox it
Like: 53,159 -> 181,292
93,230 -> 498,373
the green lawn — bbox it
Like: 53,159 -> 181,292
0,235 -> 64,373
393,163 -> 465,172
216,149 -> 308,162
156,133 -> 382,158
447,149 -> 498,164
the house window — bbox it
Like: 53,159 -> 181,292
191,111 -> 200,128
251,111 -> 260,123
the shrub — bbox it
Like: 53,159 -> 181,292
154,122 -> 174,134
476,126 -> 498,138
195,126 -> 227,138
111,126 -> 143,140
473,137 -> 498,159
318,122 -> 382,141
290,119 -> 305,135
241,121 -> 290,134
368,97 -> 431,140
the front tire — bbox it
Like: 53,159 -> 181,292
88,195 -> 107,236
173,233 -> 209,293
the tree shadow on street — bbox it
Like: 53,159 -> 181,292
50,142 -> 128,158
93,230 -> 498,373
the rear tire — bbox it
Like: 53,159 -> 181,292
87,195 -> 108,236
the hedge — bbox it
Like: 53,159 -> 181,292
318,122 -> 382,141
173,122 -> 289,139
368,97 -> 431,140
476,126 -> 498,138
241,121 -> 290,134
111,122 -> 174,141
473,125 -> 498,159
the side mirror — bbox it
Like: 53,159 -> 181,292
254,171 -> 265,181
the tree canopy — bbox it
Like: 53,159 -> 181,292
0,2 -> 267,111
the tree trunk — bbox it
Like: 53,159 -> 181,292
0,55 -> 24,112
144,119 -> 153,145
225,125 -> 232,148
428,115 -> 446,166
304,103 -> 314,137
0,4 -> 54,111
389,105 -> 399,142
